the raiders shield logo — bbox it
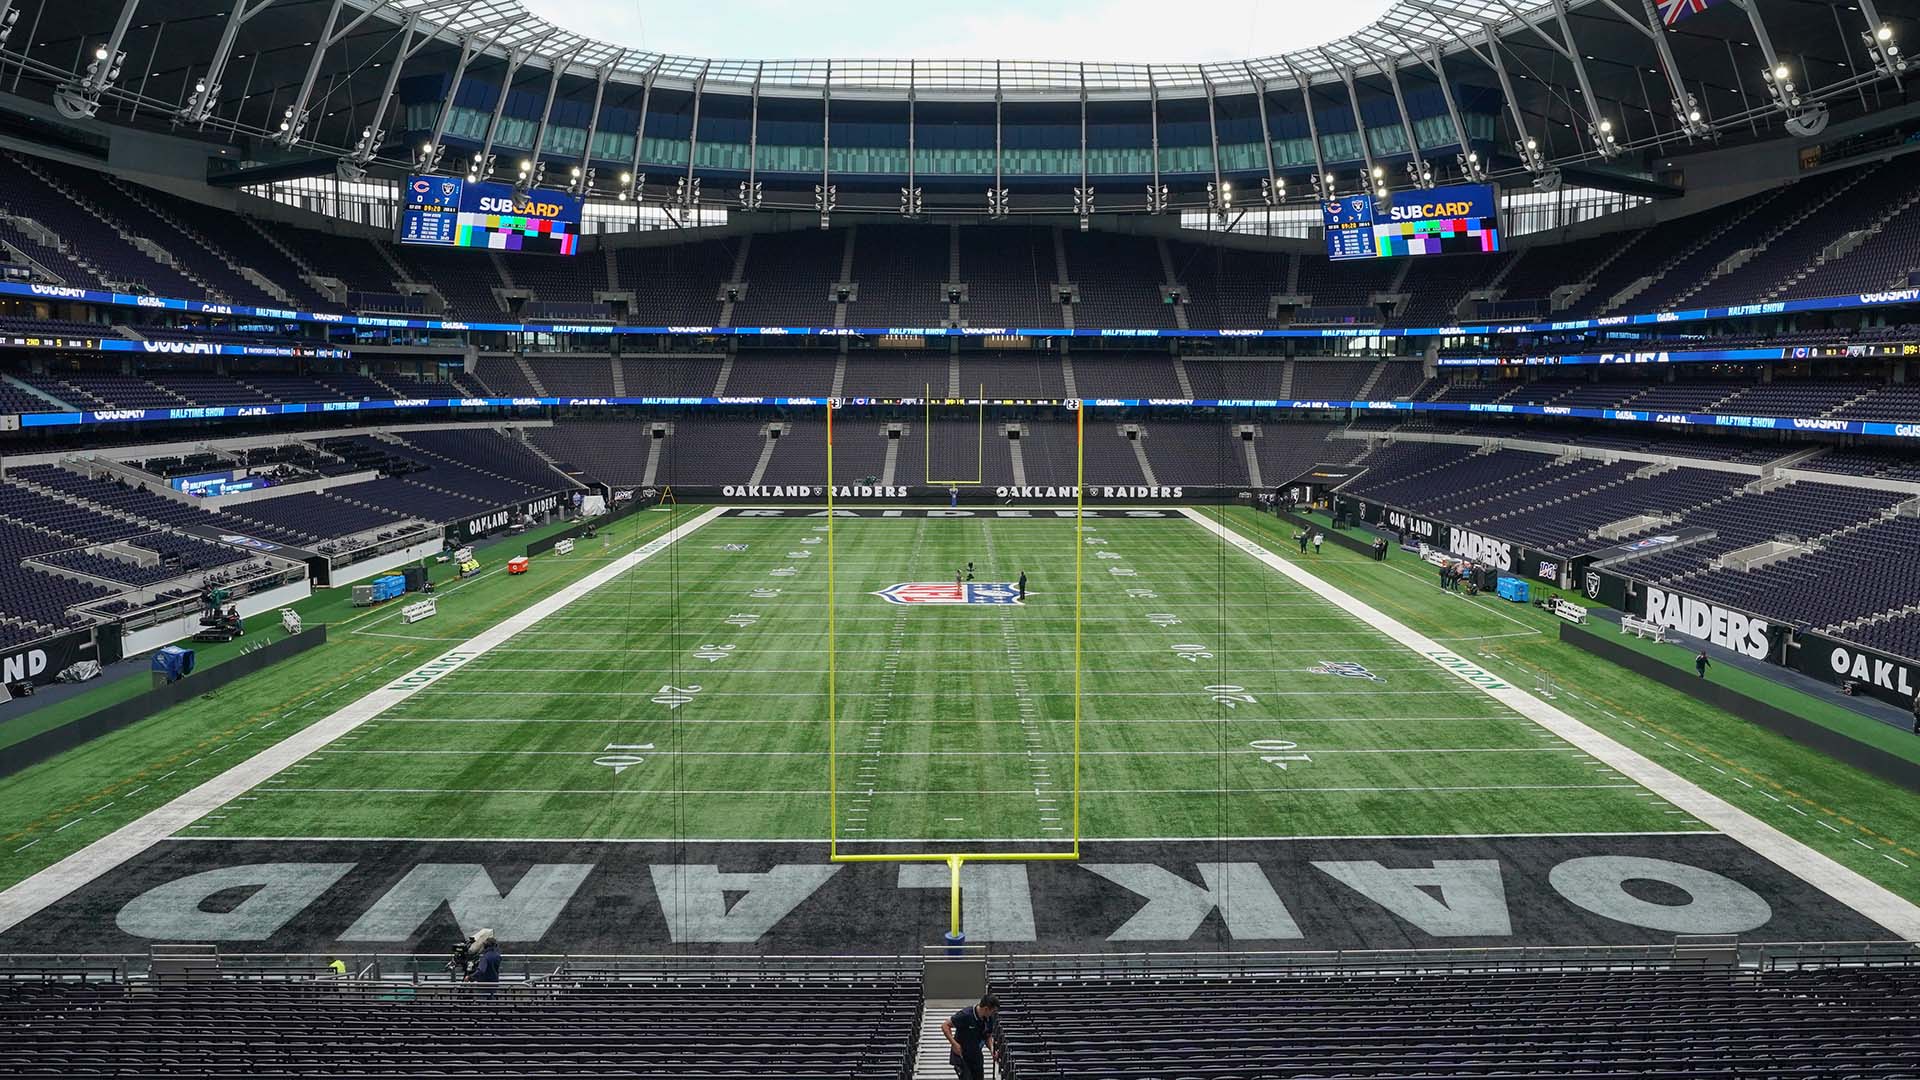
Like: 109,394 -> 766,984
1308,661 -> 1383,682
1584,571 -> 1603,600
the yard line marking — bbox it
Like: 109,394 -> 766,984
410,688 -> 1493,699
0,506 -> 728,938
260,783 -> 1641,797
167,829 -> 1721,844
311,746 -> 1582,758
1181,507 -> 1920,940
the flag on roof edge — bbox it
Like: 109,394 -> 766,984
1658,0 -> 1719,26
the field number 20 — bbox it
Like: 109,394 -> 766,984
1205,684 -> 1258,708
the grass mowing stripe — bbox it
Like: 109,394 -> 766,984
1189,506 -> 1920,938
213,513 -> 1690,844
0,507 -> 723,934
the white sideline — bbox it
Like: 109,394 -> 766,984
0,507 -> 727,936
1180,508 -> 1920,941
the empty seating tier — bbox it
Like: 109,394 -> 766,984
995,963 -> 1920,1080
0,975 -> 920,1078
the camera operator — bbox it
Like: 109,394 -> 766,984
450,928 -> 502,985
467,928 -> 501,984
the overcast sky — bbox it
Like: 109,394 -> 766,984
523,0 -> 1396,62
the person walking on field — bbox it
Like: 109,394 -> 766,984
1296,530 -> 1309,554
1312,532 -> 1324,555
1695,650 -> 1711,678
1017,571 -> 1027,602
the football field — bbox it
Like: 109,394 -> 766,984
4,502 -> 1917,955
186,507 -> 1706,846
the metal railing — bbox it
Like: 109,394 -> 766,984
2,940 -> 1915,988
0,950 -> 923,985
987,939 -> 1920,982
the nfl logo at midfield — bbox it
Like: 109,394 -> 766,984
1308,660 -> 1383,682
873,582 -> 1024,605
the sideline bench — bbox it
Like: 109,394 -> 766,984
1621,614 -> 1665,641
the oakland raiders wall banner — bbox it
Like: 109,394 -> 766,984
1788,629 -> 1920,707
1639,584 -> 1786,663
1570,561 -> 1635,612
0,627 -> 99,689
692,485 -> 1248,505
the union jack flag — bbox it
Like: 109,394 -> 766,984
1658,0 -> 1718,26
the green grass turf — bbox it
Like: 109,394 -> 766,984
1291,507 -> 1920,769
1224,506 -> 1920,900
187,511 -> 1702,844
0,514 -> 594,754
0,507 -> 694,890
5,504 -> 1918,909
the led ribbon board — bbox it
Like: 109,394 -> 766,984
399,175 -> 581,256
1,280 -> 1913,336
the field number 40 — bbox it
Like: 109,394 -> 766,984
1249,738 -> 1311,770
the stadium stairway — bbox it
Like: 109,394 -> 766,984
104,177 -> 293,307
914,999 -> 974,1080
10,154 -> 216,300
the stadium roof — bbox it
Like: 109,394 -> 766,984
373,0 -> 1563,91
13,0 -> 1917,197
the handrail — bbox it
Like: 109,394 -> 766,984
2,940 -> 1915,984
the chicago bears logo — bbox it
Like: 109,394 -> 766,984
873,582 -> 1024,605
1307,661 -> 1383,682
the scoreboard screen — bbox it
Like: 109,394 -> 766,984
1375,182 -> 1501,257
1321,195 -> 1378,261
398,175 -> 581,256
1319,182 -> 1502,262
